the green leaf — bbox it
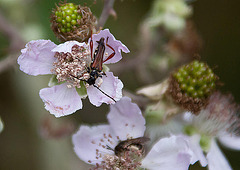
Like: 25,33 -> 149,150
102,64 -> 110,72
76,81 -> 87,98
48,75 -> 59,87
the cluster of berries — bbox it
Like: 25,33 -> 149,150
174,60 -> 217,99
54,3 -> 82,33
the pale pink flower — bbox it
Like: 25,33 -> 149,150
72,97 -> 191,170
182,92 -> 240,170
18,29 -> 129,117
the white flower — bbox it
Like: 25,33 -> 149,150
182,92 -> 240,170
72,97 -> 191,170
18,29 -> 129,117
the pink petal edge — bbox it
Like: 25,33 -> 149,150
87,72 -> 123,107
89,29 -> 129,64
52,41 -> 88,53
207,140 -> 232,170
18,39 -> 57,76
141,135 -> 191,170
218,134 -> 240,150
72,125 -> 117,165
39,83 -> 82,117
107,96 -> 146,141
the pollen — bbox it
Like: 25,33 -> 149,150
89,133 -> 143,170
92,148 -> 142,170
52,44 -> 91,88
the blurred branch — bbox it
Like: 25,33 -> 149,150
123,89 -> 149,111
0,53 -> 19,73
97,0 -> 116,29
135,22 -> 156,84
110,22 -> 163,84
40,115 -> 76,139
0,10 -> 25,74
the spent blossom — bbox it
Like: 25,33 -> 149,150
18,29 -> 129,117
182,92 -> 240,170
72,97 -> 192,170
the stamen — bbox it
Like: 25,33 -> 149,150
90,135 -> 148,170
91,147 -> 143,170
52,44 -> 91,88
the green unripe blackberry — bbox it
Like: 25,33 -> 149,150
173,60 -> 217,99
53,3 -> 81,33
51,3 -> 97,42
168,60 -> 218,114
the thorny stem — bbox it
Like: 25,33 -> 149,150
97,0 -> 116,29
0,10 -> 25,74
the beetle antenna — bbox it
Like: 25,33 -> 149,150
106,145 -> 114,151
93,84 -> 116,102
69,74 -> 86,82
69,74 -> 116,103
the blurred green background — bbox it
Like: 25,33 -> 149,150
0,0 -> 239,169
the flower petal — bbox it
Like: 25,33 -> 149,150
107,97 -> 146,141
218,134 -> 240,150
89,29 -> 130,64
39,83 -> 82,117
182,111 -> 194,123
0,117 -> 3,133
52,41 -> 88,53
187,135 -> 208,166
18,40 -> 57,76
141,135 -> 191,170
137,79 -> 169,100
72,125 -> 118,165
207,139 -> 232,170
87,72 -> 123,107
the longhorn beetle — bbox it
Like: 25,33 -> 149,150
71,35 -> 116,102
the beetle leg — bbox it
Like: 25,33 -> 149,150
103,37 -> 116,62
90,31 -> 93,60
102,71 -> 107,76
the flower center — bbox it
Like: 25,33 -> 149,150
52,44 -> 91,88
90,134 -> 147,170
184,125 -> 211,152
95,150 -> 142,170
